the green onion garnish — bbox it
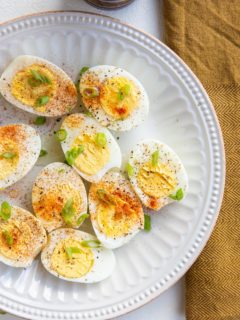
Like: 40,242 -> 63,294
81,240 -> 101,248
39,149 -> 47,157
35,96 -> 49,107
0,152 -> 16,159
58,168 -> 65,173
151,150 -> 159,166
96,189 -> 114,205
30,69 -> 51,84
117,84 -> 131,101
61,198 -> 76,224
144,214 -> 151,232
169,188 -> 184,201
2,230 -> 13,246
77,213 -> 89,226
65,246 -> 82,259
95,132 -> 107,147
126,163 -> 134,177
65,146 -> 84,165
79,66 -> 89,77
0,201 -> 12,221
85,111 -> 93,117
55,129 -> 67,142
82,87 -> 99,98
34,116 -> 46,125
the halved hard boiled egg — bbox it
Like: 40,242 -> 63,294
60,113 -> 121,183
41,228 -> 115,283
0,55 -> 77,117
0,204 -> 47,268
89,170 -> 144,249
127,139 -> 188,211
32,162 -> 88,233
80,65 -> 149,131
0,124 -> 41,189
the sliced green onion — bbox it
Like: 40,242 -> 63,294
82,87 -> 99,98
77,213 -> 89,226
151,150 -> 159,166
96,189 -> 114,205
55,129 -> 67,142
169,188 -> 184,201
39,149 -> 47,157
0,201 -> 12,221
144,214 -> 151,232
30,69 -> 51,84
65,246 -> 82,259
95,132 -> 107,147
81,239 -> 101,248
85,111 -> 93,117
35,96 -> 49,107
65,146 -> 84,166
34,116 -> 46,125
0,152 -> 16,159
58,168 -> 65,173
125,163 -> 134,177
79,66 -> 89,77
117,84 -> 131,101
61,198 -> 76,224
2,230 -> 13,246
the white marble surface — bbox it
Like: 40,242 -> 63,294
0,1 -> 185,319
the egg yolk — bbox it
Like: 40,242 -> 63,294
100,77 -> 139,120
96,189 -> 142,238
0,220 -> 33,261
137,161 -> 177,198
72,134 -> 110,175
0,139 -> 19,181
34,183 -> 82,224
11,64 -> 56,111
51,238 -> 94,278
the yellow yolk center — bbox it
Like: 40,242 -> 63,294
96,190 -> 142,237
72,134 -> 110,175
11,64 -> 56,111
51,238 -> 94,278
137,162 -> 177,198
0,139 -> 19,181
0,220 -> 33,261
100,76 -> 139,120
34,183 -> 82,224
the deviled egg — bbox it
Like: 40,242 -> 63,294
60,113 -> 121,183
89,170 -> 144,249
80,65 -> 149,131
127,139 -> 188,211
41,228 -> 115,283
32,162 -> 88,233
0,124 -> 41,189
0,55 -> 77,117
0,204 -> 47,268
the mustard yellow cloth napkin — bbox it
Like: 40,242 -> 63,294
163,1 -> 240,319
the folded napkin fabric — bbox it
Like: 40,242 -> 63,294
163,1 -> 240,319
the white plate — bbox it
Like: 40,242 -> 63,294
0,11 -> 225,320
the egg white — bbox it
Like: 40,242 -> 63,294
80,65 -> 149,131
0,124 -> 41,190
0,55 -> 77,117
128,139 -> 188,211
0,206 -> 47,268
60,113 -> 122,183
89,170 -> 144,249
32,162 -> 88,233
41,228 -> 116,283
